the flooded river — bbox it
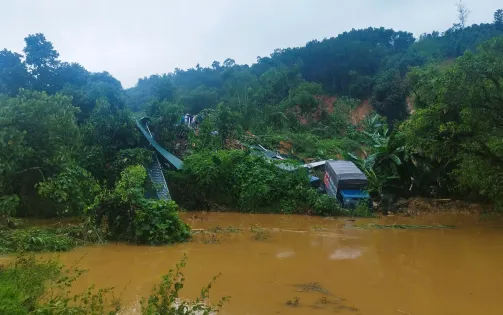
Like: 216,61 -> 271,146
39,213 -> 503,315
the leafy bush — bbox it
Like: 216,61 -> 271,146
169,150 -> 343,215
134,200 -> 191,245
0,224 -> 98,253
141,254 -> 229,314
37,164 -> 100,217
111,148 -> 153,175
354,200 -> 373,217
81,99 -> 140,182
0,255 -> 119,315
0,256 -> 60,315
0,255 -> 228,315
89,165 -> 191,245
0,194 -> 20,224
146,100 -> 185,150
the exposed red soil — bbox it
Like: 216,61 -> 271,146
398,198 -> 488,215
350,100 -> 372,125
295,95 -> 372,127
296,95 -> 337,125
278,141 -> 292,155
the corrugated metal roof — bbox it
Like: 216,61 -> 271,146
326,160 -> 363,175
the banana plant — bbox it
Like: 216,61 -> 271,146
348,122 -> 404,202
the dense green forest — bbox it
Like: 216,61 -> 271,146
1,8 -> 503,247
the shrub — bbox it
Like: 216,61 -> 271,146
0,255 -> 119,315
170,150 -> 343,216
89,165 -> 191,245
0,256 -> 60,315
37,164 -> 100,217
1,255 -> 228,315
354,200 -> 373,217
141,254 -> 229,314
134,200 -> 191,245
0,194 -> 20,225
0,224 -> 98,253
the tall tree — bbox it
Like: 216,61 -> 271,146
211,61 -> 221,70
495,9 -> 503,29
23,33 -> 60,92
370,69 -> 409,124
0,49 -> 31,95
223,58 -> 236,68
403,37 -> 503,204
454,0 -> 470,29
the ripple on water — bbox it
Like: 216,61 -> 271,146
275,250 -> 295,259
329,247 -> 363,260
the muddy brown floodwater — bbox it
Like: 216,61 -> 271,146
37,213 -> 503,314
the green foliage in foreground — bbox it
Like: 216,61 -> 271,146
0,255 -> 227,315
403,37 -> 503,206
0,256 -> 60,315
0,224 -> 102,254
89,165 -> 191,245
169,150 -> 345,216
141,254 -> 229,314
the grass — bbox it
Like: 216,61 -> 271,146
290,283 -> 359,312
0,255 -> 119,315
0,255 -> 228,315
201,233 -> 221,244
353,223 -> 456,230
206,225 -> 240,233
192,225 -> 241,244
0,224 -> 102,253
0,256 -> 60,315
250,224 -> 271,240
353,200 -> 374,218
294,282 -> 332,295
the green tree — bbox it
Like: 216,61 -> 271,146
0,90 -> 80,171
23,33 -> 60,92
146,100 -> 184,149
495,9 -> 503,29
402,37 -> 503,205
215,103 -> 242,147
81,99 -> 139,182
0,91 -> 81,216
178,85 -> 219,113
211,60 -> 221,70
89,165 -> 191,244
223,58 -> 236,68
370,69 -> 409,124
0,49 -> 31,95
284,81 -> 322,115
37,164 -> 100,217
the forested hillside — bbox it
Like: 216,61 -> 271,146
1,7 -> 503,243
126,11 -> 503,119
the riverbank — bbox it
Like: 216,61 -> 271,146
1,197 -> 495,255
391,197 -> 494,215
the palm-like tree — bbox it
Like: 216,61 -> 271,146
349,120 -> 404,202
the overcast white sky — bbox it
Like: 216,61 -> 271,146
1,0 -> 500,87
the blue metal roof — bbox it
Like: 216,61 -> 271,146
340,190 -> 370,199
